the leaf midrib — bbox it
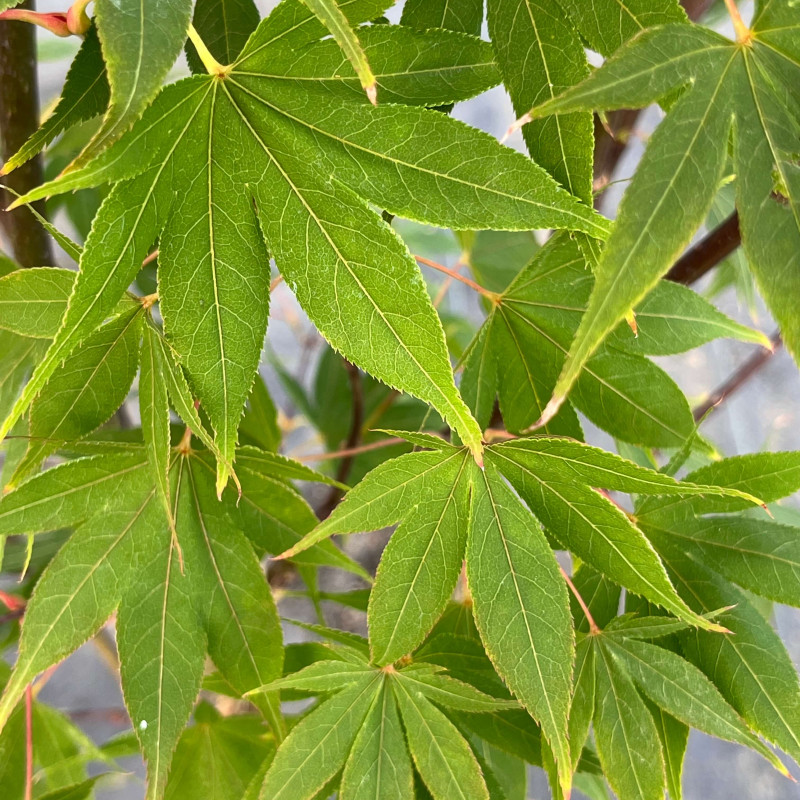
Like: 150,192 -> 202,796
219,81 -> 478,446
226,75 -> 608,237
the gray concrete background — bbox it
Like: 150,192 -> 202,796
5,1 -> 799,798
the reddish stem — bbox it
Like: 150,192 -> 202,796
25,684 -> 33,800
415,255 -> 498,301
295,437 -> 405,463
560,566 -> 599,634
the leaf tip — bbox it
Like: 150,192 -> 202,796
215,463 -> 229,500
625,308 -> 638,337
526,394 -> 565,433
501,111 -> 533,144
365,83 -> 378,106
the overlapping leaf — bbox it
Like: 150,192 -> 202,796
0,352 -> 358,800
638,490 -> 800,766
461,233 -> 766,444
1,25 -> 108,176
3,3 -> 609,485
71,0 -> 193,169
564,611 -> 792,800
520,4 -> 800,423
253,645 -> 516,800
279,434 -> 763,789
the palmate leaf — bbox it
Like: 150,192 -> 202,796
571,594 -> 797,798
461,234 -> 765,444
393,678 -> 489,800
0,450 -> 285,800
140,322 -> 174,533
593,641 -> 666,800
4,5 -> 609,484
556,0 -> 686,58
279,435 -> 762,789
0,267 -> 76,339
401,0 -> 483,35
651,515 -> 800,607
524,6 -> 800,423
648,701 -> 688,800
466,459 -> 574,793
0,663 -> 119,798
486,438 -> 745,627
339,682 -> 413,800
259,674 -> 381,800
254,653 -> 510,800
10,304 -> 143,486
0,421 -> 358,798
186,0 -> 260,74
255,24 -> 500,107
604,636 -> 789,775
637,450 -> 800,519
298,0 -> 378,103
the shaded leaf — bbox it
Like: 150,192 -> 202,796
259,675 -> 380,800
394,677 -> 489,800
466,460 -> 573,792
340,681 -> 414,800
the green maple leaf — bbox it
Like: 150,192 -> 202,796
164,702 -> 275,800
519,2 -> 800,424
186,0 -> 261,74
2,1 -> 608,490
569,614 -> 793,800
401,0 -> 483,36
70,0 -> 193,169
278,433 -> 764,792
0,25 -> 108,176
0,332 -> 359,800
632,451 -> 800,765
0,448 -> 280,799
460,232 -> 768,445
487,0 -> 686,203
250,643 -> 517,800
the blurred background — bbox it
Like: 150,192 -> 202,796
2,0 -> 799,797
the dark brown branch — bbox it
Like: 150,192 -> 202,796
317,360 -> 364,519
592,0 -> 712,208
0,1 -> 52,266
666,211 -> 741,285
593,108 -> 641,206
693,330 -> 782,421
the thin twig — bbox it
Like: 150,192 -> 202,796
295,437 -> 405,463
360,389 -> 399,437
25,684 -> 33,800
560,566 -> 599,634
592,108 -> 641,208
693,331 -> 782,421
483,428 -> 516,442
414,255 -> 498,301
433,260 -> 467,308
270,274 -> 284,292
666,212 -> 741,285
141,248 -> 159,267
